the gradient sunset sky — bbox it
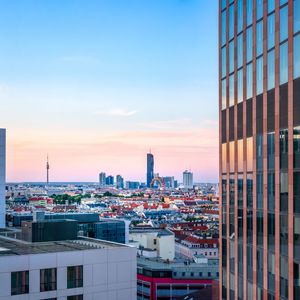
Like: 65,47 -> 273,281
0,0 -> 218,183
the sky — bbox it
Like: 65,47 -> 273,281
0,0 -> 219,183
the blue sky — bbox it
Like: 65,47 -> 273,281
0,0 -> 219,182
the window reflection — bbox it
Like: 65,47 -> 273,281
222,10 -> 226,46
229,40 -> 234,73
230,141 -> 235,173
247,0 -> 253,26
237,0 -> 243,33
222,143 -> 227,173
247,63 -> 253,99
280,6 -> 288,42
267,13 -> 275,50
238,139 -> 243,172
256,0 -> 263,20
222,46 -> 226,78
237,34 -> 243,68
229,4 -> 234,40
246,27 -> 253,63
247,137 -> 253,172
268,50 -> 275,90
256,21 -> 263,57
294,35 -> 300,79
229,74 -> 234,107
295,0 -> 300,34
238,69 -> 243,103
257,57 -> 263,95
280,42 -> 288,85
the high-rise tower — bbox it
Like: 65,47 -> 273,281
147,152 -> 154,188
0,129 -> 5,228
219,0 -> 300,299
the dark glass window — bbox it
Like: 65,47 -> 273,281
230,176 -> 235,206
280,129 -> 288,170
67,266 -> 83,289
268,252 -> 275,292
247,245 -> 253,281
238,209 -> 244,243
238,177 -> 243,207
247,175 -> 253,208
294,262 -> 300,299
268,133 -> 275,170
257,173 -> 264,209
40,268 -> 57,292
268,172 -> 275,211
280,256 -> 289,299
268,213 -> 275,252
295,172 -> 300,213
257,211 -> 263,246
230,206 -> 235,238
294,215 -> 300,261
11,271 -> 29,295
67,296 -> 83,300
257,248 -> 264,286
294,127 -> 300,169
280,172 -> 288,212
247,210 -> 253,244
280,214 -> 289,256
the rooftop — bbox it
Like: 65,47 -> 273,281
0,234 -> 126,256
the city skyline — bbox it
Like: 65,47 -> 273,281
0,0 -> 219,183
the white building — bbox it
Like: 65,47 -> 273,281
0,235 -> 137,300
129,228 -> 175,261
183,170 -> 193,189
0,129 -> 5,228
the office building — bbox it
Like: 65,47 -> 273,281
163,176 -> 175,189
116,175 -> 124,189
219,0 -> 300,299
99,172 -> 106,188
0,219 -> 136,300
125,181 -> 140,190
0,129 -> 5,228
147,152 -> 154,188
183,170 -> 193,188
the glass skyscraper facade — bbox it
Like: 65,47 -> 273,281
147,152 -> 154,187
219,0 -> 300,299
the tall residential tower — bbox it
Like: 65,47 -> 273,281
147,152 -> 154,187
0,129 -> 5,228
219,0 -> 300,299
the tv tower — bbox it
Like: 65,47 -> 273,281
46,155 -> 50,185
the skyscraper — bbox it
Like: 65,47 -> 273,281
99,172 -> 106,188
116,174 -> 124,189
183,170 -> 193,188
0,129 -> 5,228
219,1 -> 300,299
147,152 -> 154,187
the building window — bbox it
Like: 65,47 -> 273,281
237,34 -> 243,68
267,13 -> 275,50
256,56 -> 263,95
222,10 -> 227,46
247,0 -> 253,26
246,26 -> 253,63
11,271 -> 29,295
268,50 -> 275,90
280,42 -> 288,85
268,0 -> 275,13
257,0 -> 263,20
229,40 -> 234,73
237,69 -> 243,103
256,20 -> 263,57
237,0 -> 243,33
295,0 -> 300,34
67,296 -> 83,300
229,4 -> 235,40
222,0 -> 227,10
294,34 -> 300,79
222,79 -> 227,109
222,46 -> 226,78
40,268 -> 57,292
208,272 -> 211,277
246,63 -> 253,99
67,266 -> 83,289
229,74 -> 234,107
280,5 -> 288,42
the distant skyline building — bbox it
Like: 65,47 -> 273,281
116,175 -> 124,189
219,0 -> 300,299
146,152 -> 154,187
163,176 -> 175,189
106,175 -> 114,186
99,172 -> 106,187
183,170 -> 193,189
0,129 -> 5,228
46,155 -> 49,185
